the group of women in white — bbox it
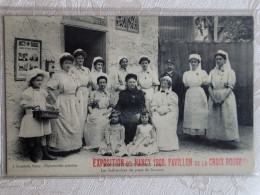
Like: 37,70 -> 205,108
19,48 -> 239,162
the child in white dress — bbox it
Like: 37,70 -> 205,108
19,68 -> 56,163
98,111 -> 129,156
128,111 -> 158,156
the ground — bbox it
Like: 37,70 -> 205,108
9,124 -> 253,163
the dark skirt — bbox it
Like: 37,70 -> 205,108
120,111 -> 140,144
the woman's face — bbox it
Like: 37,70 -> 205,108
215,55 -> 226,67
189,59 -> 199,71
126,78 -> 137,90
141,114 -> 149,124
95,62 -> 103,72
110,114 -> 119,124
120,59 -> 128,69
141,60 -> 149,71
32,75 -> 43,88
75,55 -> 84,66
62,60 -> 72,72
161,80 -> 169,89
98,78 -> 107,90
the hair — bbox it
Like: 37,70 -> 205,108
125,73 -> 137,82
60,55 -> 74,69
28,74 -> 43,87
74,50 -> 87,59
214,53 -> 227,60
139,110 -> 152,125
160,77 -> 172,88
139,57 -> 150,64
94,59 -> 105,67
109,110 -> 122,125
119,58 -> 128,65
97,75 -> 107,84
189,58 -> 200,63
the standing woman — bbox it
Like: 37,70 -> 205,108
47,52 -> 82,155
207,50 -> 239,142
183,54 -> 208,137
110,56 -> 129,105
151,76 -> 179,151
114,73 -> 146,144
138,56 -> 160,114
70,49 -> 91,139
90,56 -> 110,91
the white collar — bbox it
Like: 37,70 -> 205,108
160,88 -> 169,93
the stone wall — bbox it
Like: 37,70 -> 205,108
4,16 -> 158,156
5,16 -> 63,156
107,17 -> 159,74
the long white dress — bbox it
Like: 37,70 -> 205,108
84,89 -> 112,149
98,123 -> 129,157
207,67 -> 239,141
151,89 -> 179,151
109,67 -> 129,105
183,70 -> 208,135
127,123 -> 158,155
70,65 -> 91,135
47,71 -> 82,152
19,87 -> 51,138
138,69 -> 160,113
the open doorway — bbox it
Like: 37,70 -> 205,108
64,25 -> 106,72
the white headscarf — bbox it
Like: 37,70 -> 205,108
26,68 -> 50,88
215,50 -> 231,70
160,75 -> 172,90
59,52 -> 73,61
27,68 -> 49,83
91,56 -> 104,73
189,54 -> 202,73
161,75 -> 172,83
118,56 -> 128,64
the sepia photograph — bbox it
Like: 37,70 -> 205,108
4,16 -> 254,176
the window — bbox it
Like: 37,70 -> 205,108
194,16 -> 253,42
115,16 -> 139,33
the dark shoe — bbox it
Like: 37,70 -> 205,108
42,146 -> 57,160
29,147 -> 38,163
103,152 -> 112,156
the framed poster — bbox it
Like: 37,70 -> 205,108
14,38 -> 42,81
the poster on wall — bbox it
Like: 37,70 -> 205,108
4,16 -> 255,177
14,38 -> 42,81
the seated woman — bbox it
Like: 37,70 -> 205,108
151,76 -> 179,151
84,76 -> 113,150
47,52 -> 82,156
114,73 -> 146,144
98,110 -> 129,157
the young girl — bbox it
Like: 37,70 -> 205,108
19,68 -> 56,163
98,111 -> 129,156
127,111 -> 158,156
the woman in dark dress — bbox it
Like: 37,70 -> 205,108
114,73 -> 146,144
